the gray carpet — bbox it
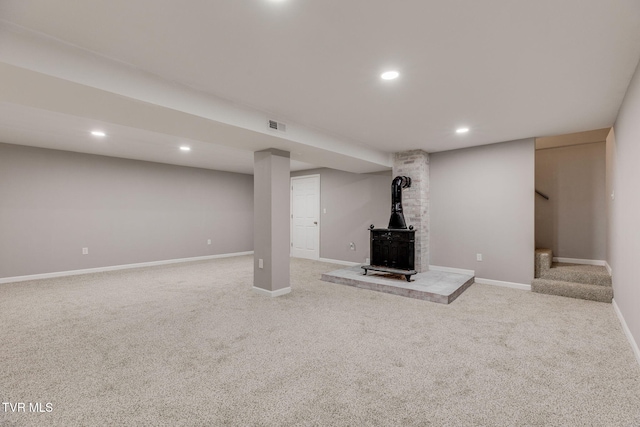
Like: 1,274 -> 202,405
533,262 -> 614,303
2,256 -> 639,426
531,278 -> 614,303
542,263 -> 612,287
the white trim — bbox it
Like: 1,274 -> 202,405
613,299 -> 640,367
252,286 -> 291,297
318,257 -> 360,267
475,277 -> 531,291
0,251 -> 254,284
605,262 -> 613,276
290,174 -> 321,260
553,257 -> 606,266
429,265 -> 475,276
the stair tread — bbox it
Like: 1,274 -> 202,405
538,263 -> 611,286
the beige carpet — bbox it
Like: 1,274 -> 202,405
1,256 -> 639,426
532,263 -> 614,303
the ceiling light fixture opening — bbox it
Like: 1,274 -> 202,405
180,146 -> 191,151
456,127 -> 470,134
91,130 -> 106,137
381,71 -> 399,80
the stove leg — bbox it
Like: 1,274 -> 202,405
405,275 -> 411,282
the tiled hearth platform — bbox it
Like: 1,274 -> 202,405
321,265 -> 474,304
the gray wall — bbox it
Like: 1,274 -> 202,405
606,129 -> 616,265
0,143 -> 254,278
253,149 -> 290,292
430,139 -> 535,284
535,142 -> 606,260
609,58 -> 640,351
291,168 -> 391,263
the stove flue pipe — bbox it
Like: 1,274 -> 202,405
388,175 -> 412,229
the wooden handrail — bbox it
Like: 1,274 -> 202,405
535,190 -> 549,200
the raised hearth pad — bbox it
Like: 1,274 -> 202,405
321,265 -> 474,304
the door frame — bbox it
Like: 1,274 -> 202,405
290,174 -> 321,260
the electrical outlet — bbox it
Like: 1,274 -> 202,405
476,253 -> 482,261
259,259 -> 264,269
82,247 -> 89,255
349,242 -> 356,251
365,258 -> 370,264
323,208 -> 327,214
207,239 -> 211,245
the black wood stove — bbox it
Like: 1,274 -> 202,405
362,176 -> 417,282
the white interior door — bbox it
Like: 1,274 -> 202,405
291,175 -> 320,260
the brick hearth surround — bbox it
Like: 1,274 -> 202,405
393,150 -> 429,272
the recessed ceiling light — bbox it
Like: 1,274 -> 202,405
180,146 -> 191,151
381,71 -> 399,80
91,130 -> 106,137
456,127 -> 470,134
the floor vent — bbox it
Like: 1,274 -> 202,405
268,119 -> 286,132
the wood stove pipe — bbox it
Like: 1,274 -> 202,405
388,175 -> 412,229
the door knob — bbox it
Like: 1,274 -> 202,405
314,221 -> 318,225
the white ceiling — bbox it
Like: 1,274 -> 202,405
0,0 -> 639,174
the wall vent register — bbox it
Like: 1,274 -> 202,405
268,119 -> 286,132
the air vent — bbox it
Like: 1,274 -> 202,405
268,119 -> 286,132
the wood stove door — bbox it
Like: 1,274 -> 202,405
370,230 -> 415,270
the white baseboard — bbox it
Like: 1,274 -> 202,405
318,257 -> 360,267
0,251 -> 254,284
553,257 -> 606,266
613,299 -> 640,367
252,286 -> 291,297
475,277 -> 531,291
429,265 -> 475,276
605,262 -> 613,276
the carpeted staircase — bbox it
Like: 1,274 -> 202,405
532,249 -> 613,303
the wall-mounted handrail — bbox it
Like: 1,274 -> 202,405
535,190 -> 549,200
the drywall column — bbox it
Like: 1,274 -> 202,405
253,149 -> 291,296
393,150 -> 429,272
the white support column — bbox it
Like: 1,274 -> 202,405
393,150 -> 430,272
253,149 -> 291,296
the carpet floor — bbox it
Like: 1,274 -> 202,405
1,256 -> 639,426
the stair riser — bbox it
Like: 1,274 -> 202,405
534,249 -> 553,278
531,279 -> 612,303
539,271 -> 611,287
